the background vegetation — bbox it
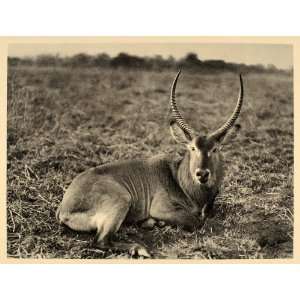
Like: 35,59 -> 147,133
7,53 -> 293,259
8,52 -> 292,75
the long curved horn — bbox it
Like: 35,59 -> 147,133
208,74 -> 244,142
170,70 -> 194,139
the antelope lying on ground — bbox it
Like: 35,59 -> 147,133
56,71 -> 244,257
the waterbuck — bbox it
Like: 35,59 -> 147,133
56,71 -> 244,257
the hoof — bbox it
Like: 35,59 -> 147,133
129,244 -> 151,258
157,220 -> 166,228
141,218 -> 157,229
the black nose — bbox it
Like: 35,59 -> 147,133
195,169 -> 210,183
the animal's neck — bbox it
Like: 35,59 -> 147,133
175,151 -> 207,204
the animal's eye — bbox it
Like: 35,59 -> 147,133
211,148 -> 218,154
208,148 -> 216,157
191,146 -> 196,151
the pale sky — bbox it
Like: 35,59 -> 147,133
8,43 -> 293,69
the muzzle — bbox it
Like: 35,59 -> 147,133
195,168 -> 210,184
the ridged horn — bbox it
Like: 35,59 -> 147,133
170,70 -> 194,139
208,74 -> 244,141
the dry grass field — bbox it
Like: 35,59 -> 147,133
7,66 -> 293,259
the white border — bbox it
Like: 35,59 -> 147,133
0,264 -> 299,300
0,0 -> 299,35
1,0 -> 299,298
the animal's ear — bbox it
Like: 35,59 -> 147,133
212,124 -> 241,150
169,119 -> 192,145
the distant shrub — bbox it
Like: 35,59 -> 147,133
111,52 -> 146,69
8,57 -> 21,66
68,53 -> 93,68
93,53 -> 110,68
36,54 -> 61,67
8,56 -> 34,66
180,52 -> 202,69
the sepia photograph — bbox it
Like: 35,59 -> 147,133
6,40 -> 294,260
